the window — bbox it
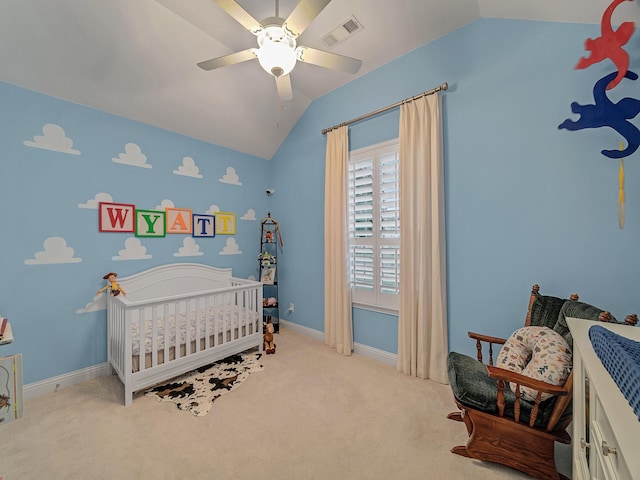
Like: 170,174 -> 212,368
347,140 -> 399,312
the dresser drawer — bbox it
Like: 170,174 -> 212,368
589,372 -> 633,479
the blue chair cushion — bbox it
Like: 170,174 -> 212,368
529,294 -> 567,329
447,351 -> 559,428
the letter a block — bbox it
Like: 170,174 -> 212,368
166,208 -> 193,234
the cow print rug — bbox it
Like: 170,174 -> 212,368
145,352 -> 264,416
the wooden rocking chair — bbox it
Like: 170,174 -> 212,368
446,284 -> 626,480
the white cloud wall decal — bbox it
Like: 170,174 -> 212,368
219,167 -> 242,185
112,143 -> 152,169
241,209 -> 257,220
76,294 -> 106,314
24,236 -> 82,264
24,123 -> 80,155
78,192 -> 113,209
155,199 -> 174,210
173,157 -> 203,178
112,237 -> 152,261
174,237 -> 204,257
219,238 -> 242,255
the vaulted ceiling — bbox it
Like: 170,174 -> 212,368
1,0 -> 638,159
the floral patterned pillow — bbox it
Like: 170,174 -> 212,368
496,326 -> 572,401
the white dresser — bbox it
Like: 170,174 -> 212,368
568,318 -> 640,480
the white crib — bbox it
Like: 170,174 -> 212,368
106,263 -> 263,406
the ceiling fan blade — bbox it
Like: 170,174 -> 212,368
212,0 -> 264,34
297,46 -> 362,74
275,74 -> 293,102
283,0 -> 331,38
197,48 -> 257,71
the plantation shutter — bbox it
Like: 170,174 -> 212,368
348,141 -> 400,310
379,150 -> 400,296
348,156 -> 374,295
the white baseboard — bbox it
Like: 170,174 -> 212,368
279,318 -> 324,341
25,322 -> 398,400
353,342 -> 398,367
279,319 -> 398,367
24,363 -> 112,400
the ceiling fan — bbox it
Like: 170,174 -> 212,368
197,0 -> 363,102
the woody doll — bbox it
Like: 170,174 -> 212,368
96,272 -> 126,297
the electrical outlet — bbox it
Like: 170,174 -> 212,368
289,303 -> 294,313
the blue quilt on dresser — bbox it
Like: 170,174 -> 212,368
589,325 -> 640,421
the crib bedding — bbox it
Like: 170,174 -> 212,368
132,324 -> 258,372
131,304 -> 260,355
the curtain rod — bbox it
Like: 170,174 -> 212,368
321,81 -> 448,135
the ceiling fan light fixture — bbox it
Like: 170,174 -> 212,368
256,26 -> 297,77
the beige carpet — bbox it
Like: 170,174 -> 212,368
1,328 -> 571,479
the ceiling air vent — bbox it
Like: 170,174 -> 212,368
321,16 -> 363,48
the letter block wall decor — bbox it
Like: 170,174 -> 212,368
215,212 -> 236,235
166,207 -> 193,234
99,202 -> 136,232
98,202 -> 235,240
192,214 -> 215,237
135,209 -> 166,237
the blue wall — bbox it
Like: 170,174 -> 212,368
3,17 -> 639,386
0,82 -> 271,384
271,18 -> 640,358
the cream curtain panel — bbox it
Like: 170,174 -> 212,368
324,125 -> 353,356
397,94 -> 448,383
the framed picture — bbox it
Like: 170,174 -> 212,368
0,354 -> 23,425
260,267 -> 276,285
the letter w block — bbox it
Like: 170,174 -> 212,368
99,202 -> 135,232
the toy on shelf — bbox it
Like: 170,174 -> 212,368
262,297 -> 277,307
258,251 -> 275,267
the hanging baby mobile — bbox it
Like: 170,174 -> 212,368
558,0 -> 640,228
